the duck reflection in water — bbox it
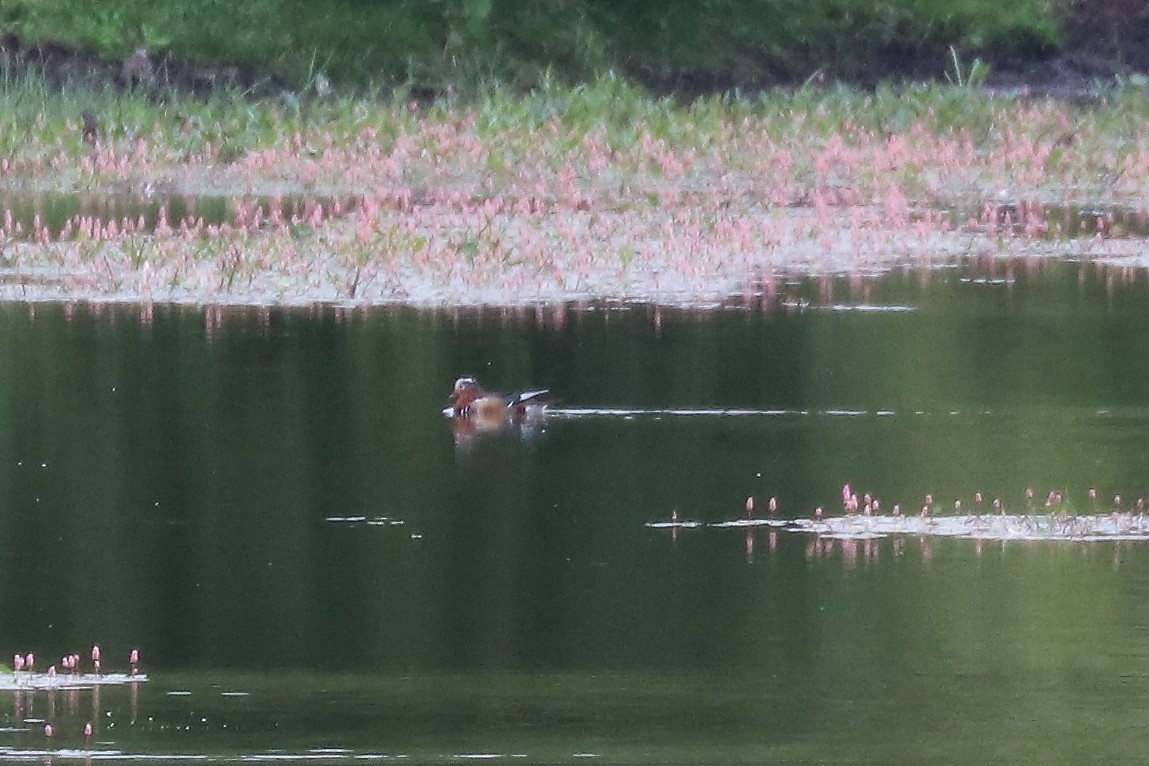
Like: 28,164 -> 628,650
445,376 -> 550,444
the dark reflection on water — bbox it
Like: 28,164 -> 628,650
970,201 -> 1149,239
0,191 -> 353,238
1,257 -> 1149,763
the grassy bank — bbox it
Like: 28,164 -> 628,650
1,0 -> 1067,92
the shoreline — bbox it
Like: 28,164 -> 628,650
1,84 -> 1147,311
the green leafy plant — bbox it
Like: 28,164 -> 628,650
945,45 -> 989,89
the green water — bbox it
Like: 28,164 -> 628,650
1,256 -> 1149,763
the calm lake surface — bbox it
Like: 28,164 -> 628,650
2,256 -> 1149,764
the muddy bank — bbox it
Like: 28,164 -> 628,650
0,33 -> 284,97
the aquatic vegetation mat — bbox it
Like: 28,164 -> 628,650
0,671 -> 147,690
3,84 -> 1149,306
651,487 -> 1149,543
788,513 -> 1149,541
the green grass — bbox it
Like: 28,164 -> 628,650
0,65 -> 1107,166
0,0 -> 1068,92
2,61 -> 1145,221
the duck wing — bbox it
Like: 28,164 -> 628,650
513,389 -> 550,405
